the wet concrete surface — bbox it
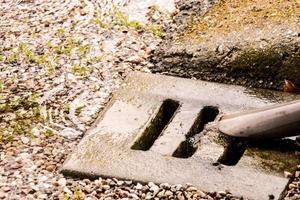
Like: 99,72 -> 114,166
62,72 -> 300,200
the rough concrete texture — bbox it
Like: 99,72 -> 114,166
151,0 -> 300,90
62,72 -> 300,200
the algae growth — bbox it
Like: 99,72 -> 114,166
245,139 -> 300,174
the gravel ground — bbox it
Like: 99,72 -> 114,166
0,0 -> 299,199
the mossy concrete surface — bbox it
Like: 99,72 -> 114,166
62,72 -> 300,200
151,0 -> 300,90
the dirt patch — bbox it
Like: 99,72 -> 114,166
151,0 -> 300,90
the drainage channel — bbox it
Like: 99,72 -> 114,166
131,99 -> 180,151
217,134 -> 300,167
62,72 -> 300,200
173,106 -> 219,158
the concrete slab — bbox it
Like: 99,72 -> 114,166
61,72 -> 300,200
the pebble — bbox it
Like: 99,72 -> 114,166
0,192 -> 6,199
58,178 -> 67,187
2,187 -> 10,192
135,183 -> 143,190
187,186 -> 198,192
129,193 -> 139,199
165,190 -> 173,196
102,185 -> 110,190
46,164 -> 56,172
157,190 -> 165,198
284,171 -> 293,178
21,136 -> 30,144
149,184 -> 160,196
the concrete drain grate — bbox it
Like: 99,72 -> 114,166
62,72 -> 300,200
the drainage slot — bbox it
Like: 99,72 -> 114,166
217,137 -> 300,167
173,106 -> 219,158
217,137 -> 247,166
131,99 -> 180,151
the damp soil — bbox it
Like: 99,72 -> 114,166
150,0 -> 300,90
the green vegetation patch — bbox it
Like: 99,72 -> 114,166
0,94 -> 44,143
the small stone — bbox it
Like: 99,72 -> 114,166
160,183 -> 170,189
39,175 -> 48,182
145,193 -> 152,200
2,187 -> 10,192
288,183 -> 297,189
32,127 -> 40,137
38,194 -> 47,199
135,183 -> 143,190
125,180 -> 132,185
187,186 -> 197,192
149,185 -> 159,196
126,55 -> 143,64
58,178 -> 67,187
176,192 -> 185,200
21,136 -> 29,144
148,182 -> 155,187
46,164 -> 56,172
129,193 -> 139,199
295,171 -> 299,178
157,190 -> 165,198
117,180 -> 124,186
284,171 -> 292,178
63,187 -> 72,195
102,184 -> 110,190
66,73 -> 77,83
0,192 -> 6,199
165,190 -> 173,196
198,191 -> 206,197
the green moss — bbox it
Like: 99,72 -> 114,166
72,65 -> 90,76
73,188 -> 81,200
44,129 -> 54,138
75,105 -> 85,116
77,44 -> 90,56
244,138 -> 300,174
0,94 -> 44,143
34,54 -> 47,64
92,17 -> 107,28
150,25 -> 164,38
25,49 -> 35,62
246,147 -> 299,174
56,28 -> 65,37
227,46 -> 300,87
115,9 -> 142,29
279,49 -> 300,85
63,193 -> 70,200
7,53 -> 18,63
54,44 -> 63,54
64,104 -> 70,114
0,95 -> 39,113
230,47 -> 282,77
0,81 -> 4,92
